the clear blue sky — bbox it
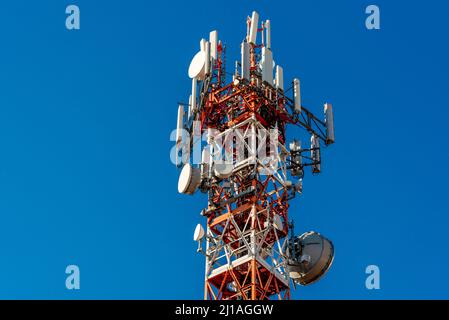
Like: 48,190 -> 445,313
0,0 -> 448,299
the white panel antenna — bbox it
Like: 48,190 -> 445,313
176,105 -> 184,145
265,20 -> 271,49
324,103 -> 335,144
191,78 -> 197,111
200,38 -> 206,52
209,30 -> 218,60
246,16 -> 251,42
275,65 -> 284,90
293,78 -> 301,113
188,94 -> 192,119
241,41 -> 250,80
249,11 -> 259,44
205,41 -> 211,75
201,147 -> 210,178
262,47 -> 273,84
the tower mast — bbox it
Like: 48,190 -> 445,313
177,11 -> 335,300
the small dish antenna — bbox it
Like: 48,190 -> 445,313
214,163 -> 233,179
188,51 -> 206,80
193,223 -> 205,242
178,163 -> 201,194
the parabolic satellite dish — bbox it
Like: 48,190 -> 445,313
193,223 -> 205,241
214,163 -> 233,179
287,231 -> 334,286
178,163 -> 201,194
188,51 -> 206,80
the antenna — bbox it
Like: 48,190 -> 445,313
287,231 -> 334,285
190,78 -> 197,111
241,41 -> 250,80
324,103 -> 335,144
176,105 -> 184,146
176,10 -> 336,301
265,20 -> 271,49
261,47 -> 273,84
193,223 -> 205,242
188,52 -> 206,80
209,30 -> 218,60
293,78 -> 301,113
249,11 -> 259,44
178,163 -> 201,195
311,134 -> 321,174
275,65 -> 284,90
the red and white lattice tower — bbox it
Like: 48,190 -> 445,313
176,11 -> 335,300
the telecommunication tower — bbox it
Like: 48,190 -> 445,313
175,11 -> 336,300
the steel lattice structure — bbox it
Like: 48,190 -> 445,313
176,11 -> 335,300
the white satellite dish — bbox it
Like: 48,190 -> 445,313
214,163 -> 234,179
188,51 -> 206,80
178,163 -> 201,194
193,223 -> 205,242
288,231 -> 334,285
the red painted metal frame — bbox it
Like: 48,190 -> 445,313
201,41 -> 291,300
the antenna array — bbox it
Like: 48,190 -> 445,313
176,11 -> 336,300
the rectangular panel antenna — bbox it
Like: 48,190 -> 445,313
265,20 -> 271,49
262,47 -> 273,84
209,31 -> 218,60
249,11 -> 259,44
241,41 -> 250,80
324,103 -> 335,144
276,65 -> 284,90
293,78 -> 301,113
